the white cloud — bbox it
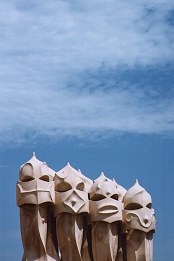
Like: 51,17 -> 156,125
0,84 -> 174,145
1,0 -> 174,76
0,1 -> 174,144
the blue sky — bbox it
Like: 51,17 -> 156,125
0,1 -> 174,260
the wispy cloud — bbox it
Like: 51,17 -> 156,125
0,81 -> 174,145
0,1 -> 174,145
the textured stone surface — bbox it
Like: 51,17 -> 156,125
17,153 -> 59,261
123,180 -> 155,261
17,154 -> 156,261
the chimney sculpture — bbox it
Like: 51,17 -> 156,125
17,155 -> 156,261
54,163 -> 92,261
112,179 -> 127,261
89,173 -> 124,261
16,153 -> 59,261
123,180 -> 156,261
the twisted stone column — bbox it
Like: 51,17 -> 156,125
16,153 -> 59,261
123,180 -> 155,261
54,163 -> 92,261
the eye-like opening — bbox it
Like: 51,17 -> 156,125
76,182 -> 84,191
146,203 -> 152,209
39,175 -> 49,182
55,182 -> 72,192
21,175 -> 34,182
125,203 -> 143,210
90,194 -> 106,201
20,163 -> 33,181
111,194 -> 119,200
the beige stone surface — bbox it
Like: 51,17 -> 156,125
17,155 -> 156,261
89,172 -> 123,261
54,163 -> 91,215
17,153 -> 59,261
123,180 -> 155,261
54,163 -> 92,261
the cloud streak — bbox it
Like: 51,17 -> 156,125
1,0 -> 174,80
0,83 -> 174,145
